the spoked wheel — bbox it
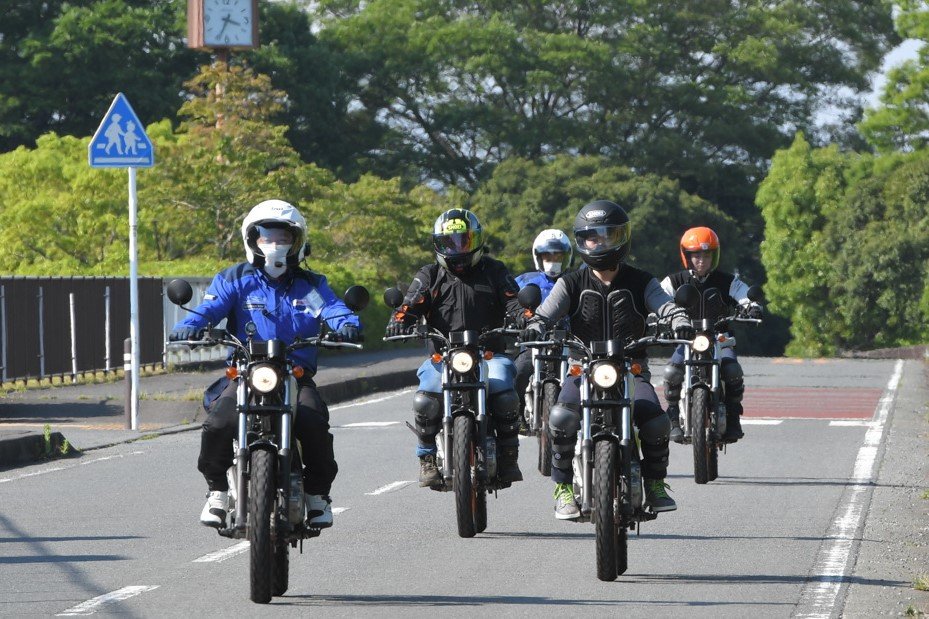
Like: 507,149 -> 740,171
594,440 -> 620,581
249,449 -> 275,603
691,387 -> 711,484
454,415 -> 477,538
538,382 -> 557,476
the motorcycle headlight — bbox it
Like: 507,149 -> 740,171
591,362 -> 620,389
692,334 -> 712,353
450,350 -> 476,374
250,364 -> 280,394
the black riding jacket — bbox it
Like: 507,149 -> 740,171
394,257 -> 522,354
660,269 -> 754,324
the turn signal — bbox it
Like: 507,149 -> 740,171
431,353 -> 442,363
225,366 -> 238,380
569,364 -> 582,377
292,366 -> 305,379
483,351 -> 494,360
630,362 -> 642,376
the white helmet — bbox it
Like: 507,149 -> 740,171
532,229 -> 573,276
241,199 -> 307,271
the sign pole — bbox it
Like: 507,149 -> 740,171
128,167 -> 140,430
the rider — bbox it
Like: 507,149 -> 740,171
384,208 -> 525,488
513,229 -> 574,428
521,200 -> 693,520
660,226 -> 763,444
169,199 -> 361,530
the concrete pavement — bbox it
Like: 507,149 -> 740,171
0,345 -> 425,469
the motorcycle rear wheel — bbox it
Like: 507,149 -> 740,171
538,382 -> 557,476
594,440 -> 620,581
249,449 -> 275,603
692,387 -> 711,484
454,415 -> 477,538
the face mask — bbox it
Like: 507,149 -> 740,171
258,242 -> 292,278
542,260 -> 562,276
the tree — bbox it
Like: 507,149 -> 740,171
317,0 -> 897,218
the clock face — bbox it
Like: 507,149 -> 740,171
203,0 -> 254,47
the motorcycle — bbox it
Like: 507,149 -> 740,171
552,328 -> 676,581
166,278 -> 368,604
383,287 -> 522,538
515,284 -> 569,476
672,283 -> 763,484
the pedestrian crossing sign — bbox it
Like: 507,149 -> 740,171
88,93 -> 154,168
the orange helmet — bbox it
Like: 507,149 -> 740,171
679,227 -> 720,270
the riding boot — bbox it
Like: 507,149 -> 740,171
497,445 -> 523,483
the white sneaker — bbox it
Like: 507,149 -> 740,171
200,490 -> 228,528
306,494 -> 333,528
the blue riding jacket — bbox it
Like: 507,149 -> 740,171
172,263 -> 360,374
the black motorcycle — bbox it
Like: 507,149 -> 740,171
515,284 -> 568,476
672,283 -> 763,484
383,287 -> 522,538
166,278 -> 368,603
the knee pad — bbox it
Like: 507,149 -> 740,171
721,360 -> 744,401
663,363 -> 684,402
638,410 -> 671,445
490,390 -> 520,442
412,391 -> 441,438
549,403 -> 581,438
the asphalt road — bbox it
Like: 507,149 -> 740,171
0,357 -> 925,617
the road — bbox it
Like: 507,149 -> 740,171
0,357 -> 922,617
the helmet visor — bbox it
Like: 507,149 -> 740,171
433,230 -> 482,257
575,224 -> 629,254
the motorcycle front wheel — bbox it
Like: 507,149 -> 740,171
249,449 -> 275,603
691,387 -> 711,484
454,415 -> 478,538
594,440 -> 621,581
538,382 -> 557,476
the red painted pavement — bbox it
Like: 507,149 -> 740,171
741,387 -> 883,419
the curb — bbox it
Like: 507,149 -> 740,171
0,368 -> 419,470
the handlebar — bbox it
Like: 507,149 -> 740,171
168,331 -> 363,352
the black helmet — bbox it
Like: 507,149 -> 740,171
432,208 -> 485,274
573,200 -> 631,270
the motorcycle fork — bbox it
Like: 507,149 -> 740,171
619,371 -> 636,516
440,362 -> 488,483
580,374 -> 593,516
234,377 -> 249,531
277,376 -> 296,530
531,350 -> 543,431
682,346 -> 693,437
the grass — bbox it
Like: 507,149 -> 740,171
922,489 -> 929,500
915,574 -> 929,592
906,604 -> 925,617
42,423 -> 73,458
140,388 -> 202,402
2,365 -> 168,395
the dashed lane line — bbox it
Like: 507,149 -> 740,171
365,480 -> 415,496
0,451 -> 145,484
329,389 -> 413,412
56,586 -> 159,616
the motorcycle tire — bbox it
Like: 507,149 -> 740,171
692,387 -> 711,485
538,382 -> 557,476
454,415 -> 477,538
249,449 -> 275,603
272,538 -> 289,596
474,487 -> 487,534
594,440 -> 620,581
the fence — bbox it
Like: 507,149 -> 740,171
0,276 -> 227,385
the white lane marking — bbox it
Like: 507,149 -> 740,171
365,480 -> 414,496
0,451 -> 145,484
332,507 -> 349,515
829,420 -> 874,427
192,541 -> 250,563
338,421 -> 400,428
329,389 -> 413,412
796,359 -> 903,618
741,419 -> 783,425
56,585 -> 158,616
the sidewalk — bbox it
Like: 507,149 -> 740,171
0,346 -> 426,470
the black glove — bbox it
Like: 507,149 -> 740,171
747,304 -> 764,320
512,312 -> 529,330
336,324 -> 360,343
670,315 -> 695,340
385,319 -> 411,338
520,321 -> 543,343
169,327 -> 202,342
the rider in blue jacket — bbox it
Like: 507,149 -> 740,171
170,199 -> 361,530
513,229 -> 574,427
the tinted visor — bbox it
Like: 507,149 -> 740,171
433,230 -> 481,257
574,224 -> 629,253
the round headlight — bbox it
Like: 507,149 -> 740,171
450,351 -> 476,374
591,362 -> 619,388
692,334 -> 712,353
250,364 -> 280,393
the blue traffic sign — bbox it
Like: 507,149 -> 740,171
88,93 -> 154,168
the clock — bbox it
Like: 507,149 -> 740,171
187,0 -> 258,50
